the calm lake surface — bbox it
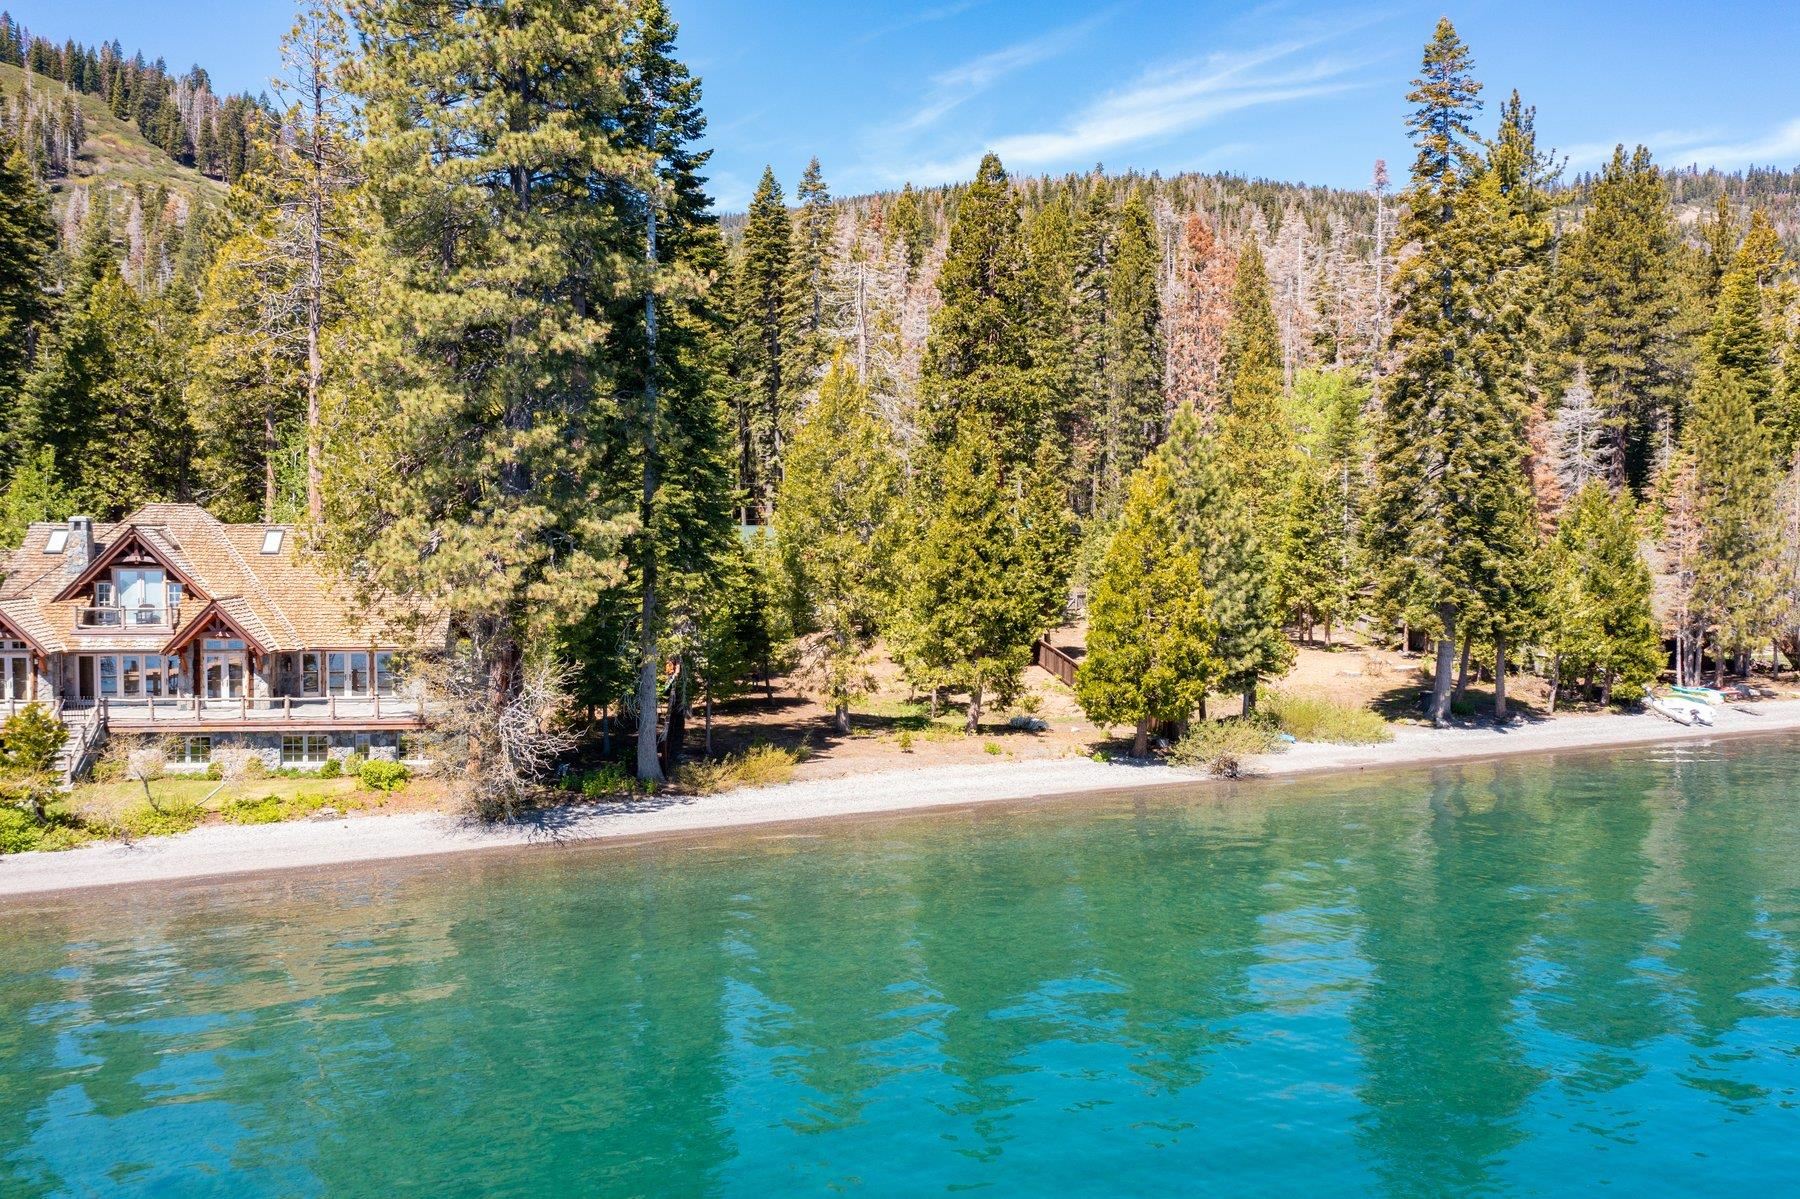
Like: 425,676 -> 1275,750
3,739 -> 1799,1197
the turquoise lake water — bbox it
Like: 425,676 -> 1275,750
3,738 -> 1799,1197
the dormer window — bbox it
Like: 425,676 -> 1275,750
43,530 -> 68,554
261,529 -> 284,554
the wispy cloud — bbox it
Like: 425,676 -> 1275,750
886,28 -> 1381,185
1563,118 -> 1800,171
853,0 -> 991,47
892,9 -> 1119,134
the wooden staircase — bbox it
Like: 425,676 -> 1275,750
53,705 -> 106,788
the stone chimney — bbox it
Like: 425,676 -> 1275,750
65,515 -> 94,578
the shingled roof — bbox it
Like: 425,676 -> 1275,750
0,504 -> 426,654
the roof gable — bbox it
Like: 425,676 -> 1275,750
51,526 -> 208,604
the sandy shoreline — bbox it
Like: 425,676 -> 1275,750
4,699 -> 1799,899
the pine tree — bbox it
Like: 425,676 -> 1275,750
778,357 -> 900,733
919,152 -> 1043,466
736,166 -> 794,514
1704,260 -> 1776,438
20,265 -> 192,516
611,0 -> 737,780
1281,377 -> 1366,644
904,417 -> 1040,734
787,156 -> 836,396
340,0 -> 644,810
1217,240 -> 1296,538
1077,457 -> 1217,756
1368,19 -> 1538,725
0,445 -> 66,547
1099,189 -> 1163,509
1561,145 -> 1685,489
1687,333 -> 1780,685
1160,403 -> 1291,712
0,132 -> 52,475
889,181 -> 928,282
1542,482 -> 1663,707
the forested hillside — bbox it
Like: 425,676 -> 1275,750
0,3 -> 1797,811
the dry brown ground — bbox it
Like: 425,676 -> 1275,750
681,626 -> 1800,782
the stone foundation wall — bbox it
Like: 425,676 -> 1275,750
116,730 -> 403,773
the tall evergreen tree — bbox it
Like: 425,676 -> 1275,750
903,417 -> 1040,734
735,166 -> 793,514
340,0 -> 644,810
1077,457 -> 1217,756
1561,145 -> 1685,489
919,152 -> 1043,466
1217,241 -> 1296,538
778,357 -> 900,733
1368,19 -> 1537,725
787,155 -> 836,395
1160,404 -> 1291,713
0,132 -> 52,476
1541,482 -> 1663,707
20,265 -> 192,516
1099,189 -> 1163,509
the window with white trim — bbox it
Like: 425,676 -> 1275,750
178,736 -> 212,765
281,734 -> 330,766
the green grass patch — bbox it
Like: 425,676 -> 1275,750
117,799 -> 208,838
1264,691 -> 1393,745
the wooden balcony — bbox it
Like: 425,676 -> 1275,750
64,694 -> 428,732
76,604 -> 181,631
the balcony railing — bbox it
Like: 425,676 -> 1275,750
77,604 -> 180,630
70,692 -> 427,728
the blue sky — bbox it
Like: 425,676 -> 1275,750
10,0 -> 1800,209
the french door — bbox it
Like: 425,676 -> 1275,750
203,652 -> 245,700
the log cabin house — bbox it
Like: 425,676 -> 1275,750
0,504 -> 427,779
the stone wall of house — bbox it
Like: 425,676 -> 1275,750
127,730 -> 403,773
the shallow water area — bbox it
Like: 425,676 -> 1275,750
2,737 -> 1798,1196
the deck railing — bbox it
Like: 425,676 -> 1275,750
64,693 -> 427,727
76,604 -> 180,629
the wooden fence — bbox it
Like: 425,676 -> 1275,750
1035,638 -> 1079,688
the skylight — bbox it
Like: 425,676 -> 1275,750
260,529 -> 285,555
43,530 -> 68,554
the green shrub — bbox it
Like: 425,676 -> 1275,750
223,795 -> 285,825
576,763 -> 633,798
205,762 -> 224,781
1264,692 -> 1393,745
677,743 -> 800,795
0,806 -> 42,854
318,757 -> 342,779
897,730 -> 914,753
358,759 -> 410,792
118,800 -> 207,838
1168,718 -> 1284,776
983,741 -> 1003,755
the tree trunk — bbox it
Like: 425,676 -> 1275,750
634,196 -> 664,784
1493,631 -> 1508,721
965,684 -> 983,735
1242,682 -> 1257,716
1429,604 -> 1457,727
304,39 -> 326,526
1548,652 -> 1562,713
1714,640 -> 1726,689
660,658 -> 687,777
1133,717 -> 1150,758
1601,668 -> 1614,707
1453,632 -> 1474,706
704,690 -> 713,758
834,700 -> 850,736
